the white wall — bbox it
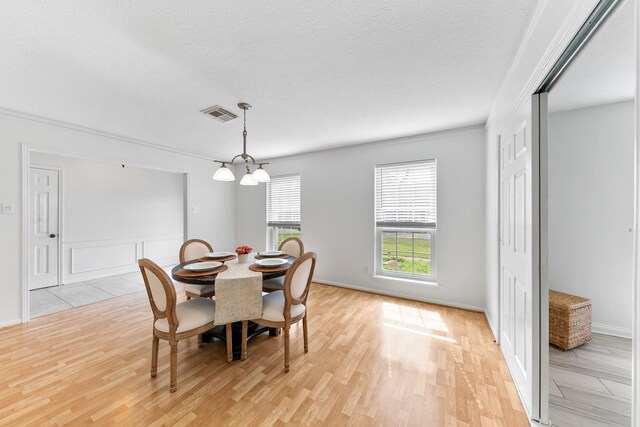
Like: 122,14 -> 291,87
548,100 -> 634,337
236,127 -> 487,310
484,0 -> 600,338
0,109 -> 236,327
31,152 -> 185,283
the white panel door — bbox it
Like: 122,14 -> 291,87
29,168 -> 59,290
499,100 -> 533,414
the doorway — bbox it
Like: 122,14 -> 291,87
24,150 -> 188,319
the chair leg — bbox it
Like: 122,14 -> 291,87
241,321 -> 248,361
197,333 -> 203,348
169,342 -> 178,392
284,326 -> 290,373
151,335 -> 159,377
303,315 -> 309,353
225,324 -> 233,363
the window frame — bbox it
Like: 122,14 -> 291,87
266,173 -> 301,251
267,225 -> 302,251
374,159 -> 437,283
375,226 -> 437,282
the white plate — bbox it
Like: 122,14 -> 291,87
257,251 -> 286,257
256,258 -> 288,267
183,261 -> 223,271
204,251 -> 235,259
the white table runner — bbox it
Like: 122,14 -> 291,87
213,259 -> 262,324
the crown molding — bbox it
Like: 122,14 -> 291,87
259,123 -> 485,163
0,106 -> 215,162
486,0 -> 600,132
1,107 -> 486,165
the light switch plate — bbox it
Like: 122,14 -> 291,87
1,203 -> 14,215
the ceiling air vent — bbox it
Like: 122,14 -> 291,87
201,105 -> 238,123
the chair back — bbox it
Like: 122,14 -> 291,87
180,239 -> 213,263
138,258 -> 178,329
279,237 -> 304,258
284,252 -> 316,308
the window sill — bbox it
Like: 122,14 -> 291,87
372,275 -> 439,287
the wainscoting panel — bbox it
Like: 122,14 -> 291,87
142,237 -> 184,262
71,242 -> 137,274
63,236 -> 181,284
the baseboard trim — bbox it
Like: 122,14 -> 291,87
592,322 -> 632,339
0,319 -> 22,330
485,311 -> 499,341
314,279 -> 485,312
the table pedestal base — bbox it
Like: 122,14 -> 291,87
202,321 -> 276,360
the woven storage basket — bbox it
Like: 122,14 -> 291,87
549,290 -> 592,351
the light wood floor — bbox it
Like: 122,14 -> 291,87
0,283 -> 529,426
549,333 -> 632,427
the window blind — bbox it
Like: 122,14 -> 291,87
375,159 -> 436,227
267,174 -> 301,227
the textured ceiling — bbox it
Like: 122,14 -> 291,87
549,0 -> 634,113
1,1 -> 537,159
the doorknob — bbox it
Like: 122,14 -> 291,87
49,234 -> 56,238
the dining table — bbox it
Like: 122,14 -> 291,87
171,253 -> 295,360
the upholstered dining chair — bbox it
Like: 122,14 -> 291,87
248,252 -> 316,373
262,237 -> 305,293
179,239 -> 215,299
138,258 -> 231,392
279,236 -> 304,258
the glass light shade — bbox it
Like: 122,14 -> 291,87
212,164 -> 235,181
252,166 -> 271,182
239,171 -> 258,186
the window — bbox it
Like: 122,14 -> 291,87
375,160 -> 436,281
267,174 -> 301,250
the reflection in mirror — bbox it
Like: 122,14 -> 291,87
546,1 -> 634,426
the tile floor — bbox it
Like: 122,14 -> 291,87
549,333 -> 632,427
30,266 -> 175,318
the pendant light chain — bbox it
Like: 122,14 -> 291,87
242,107 -> 248,158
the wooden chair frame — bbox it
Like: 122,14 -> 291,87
250,252 -> 316,373
179,239 -> 215,300
138,258 -> 231,392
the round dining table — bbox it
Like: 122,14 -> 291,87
171,254 -> 295,360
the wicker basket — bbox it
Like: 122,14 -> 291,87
549,290 -> 592,351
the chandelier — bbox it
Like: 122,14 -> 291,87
212,102 -> 270,185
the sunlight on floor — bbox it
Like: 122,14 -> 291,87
380,301 -> 458,376
383,322 -> 457,343
381,303 -> 484,406
382,301 -> 452,336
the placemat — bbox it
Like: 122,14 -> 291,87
255,254 -> 290,260
174,264 -> 228,278
198,255 -> 237,263
249,263 -> 290,273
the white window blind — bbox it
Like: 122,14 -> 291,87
267,174 -> 301,227
375,160 -> 436,227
